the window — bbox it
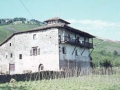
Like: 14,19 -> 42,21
10,53 -> 12,58
33,34 -> 36,40
19,54 -> 22,59
30,47 -> 40,56
10,43 -> 11,46
6,55 -> 7,58
62,47 -> 66,54
33,47 -> 37,55
75,50 -> 78,56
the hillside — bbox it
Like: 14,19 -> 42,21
0,17 -> 45,43
0,24 -> 41,43
91,38 -> 120,67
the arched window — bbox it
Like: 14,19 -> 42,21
33,34 -> 36,40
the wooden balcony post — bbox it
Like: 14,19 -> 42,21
92,38 -> 93,48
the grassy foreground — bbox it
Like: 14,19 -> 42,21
0,74 -> 120,90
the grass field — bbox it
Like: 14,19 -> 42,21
0,73 -> 120,90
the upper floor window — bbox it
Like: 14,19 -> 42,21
10,53 -> 13,58
10,43 -> 11,46
62,47 -> 66,54
33,34 -> 36,40
19,54 -> 22,59
30,47 -> 40,56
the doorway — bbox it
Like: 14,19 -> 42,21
9,64 -> 15,74
38,64 -> 44,72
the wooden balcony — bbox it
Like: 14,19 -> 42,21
60,36 -> 93,49
84,41 -> 93,49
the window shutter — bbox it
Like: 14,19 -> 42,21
30,49 -> 32,56
38,48 -> 40,55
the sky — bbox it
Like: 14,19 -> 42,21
0,0 -> 120,41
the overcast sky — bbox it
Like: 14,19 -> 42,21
0,0 -> 120,41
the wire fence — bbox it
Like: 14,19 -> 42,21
0,67 -> 119,83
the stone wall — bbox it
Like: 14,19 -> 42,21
0,28 -> 59,74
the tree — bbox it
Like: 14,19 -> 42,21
113,50 -> 118,56
100,60 -> 112,68
30,19 -> 41,25
100,50 -> 106,55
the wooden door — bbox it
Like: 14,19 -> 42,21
9,64 -> 15,74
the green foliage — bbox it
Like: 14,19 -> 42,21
10,78 -> 16,83
91,38 -> 120,67
13,17 -> 26,22
113,50 -> 118,56
100,50 -> 107,55
30,19 -> 42,25
10,78 -> 17,89
0,17 -> 44,26
100,60 -> 112,68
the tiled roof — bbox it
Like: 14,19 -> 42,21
44,17 -> 70,24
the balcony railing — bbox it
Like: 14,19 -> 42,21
84,41 -> 93,48
60,36 -> 93,49
64,37 -> 76,44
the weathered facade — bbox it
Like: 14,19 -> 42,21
0,17 -> 94,74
